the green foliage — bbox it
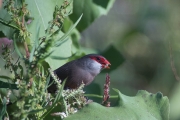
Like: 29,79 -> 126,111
65,89 -> 170,120
101,45 -> 125,73
0,96 -> 8,119
0,0 -> 170,120
69,0 -> 115,32
0,0 -> 86,119
0,80 -> 18,89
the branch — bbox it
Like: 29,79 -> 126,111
169,40 -> 180,81
0,18 -> 19,30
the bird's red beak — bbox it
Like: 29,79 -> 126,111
89,56 -> 111,69
103,60 -> 111,69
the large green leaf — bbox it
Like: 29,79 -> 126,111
26,0 -> 64,41
46,14 -> 83,70
64,89 -> 169,120
45,38 -> 72,70
0,0 -> 69,40
101,45 -> 125,73
69,0 -> 115,32
169,82 -> 180,120
25,0 -> 73,69
0,80 -> 18,89
0,7 -> 15,38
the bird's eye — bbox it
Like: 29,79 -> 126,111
96,57 -> 101,61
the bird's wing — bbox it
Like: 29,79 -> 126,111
54,63 -> 69,81
48,61 -> 74,92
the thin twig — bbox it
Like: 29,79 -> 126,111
0,18 -> 20,30
14,57 -> 20,65
169,40 -> 180,81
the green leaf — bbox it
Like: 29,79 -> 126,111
18,62 -> 24,78
0,18 -> 19,30
54,37 -> 69,47
0,81 -> 18,89
101,45 -> 125,73
55,14 -> 83,47
45,38 -> 72,70
169,82 -> 180,119
64,89 -> 170,120
13,39 -> 23,58
0,97 -> 7,119
24,0 -> 74,70
41,80 -> 66,119
69,0 -> 115,31
26,0 -> 71,43
51,53 -> 76,60
92,0 -> 113,8
46,14 -> 82,69
29,24 -> 41,62
0,75 -> 12,80
0,5 -> 16,38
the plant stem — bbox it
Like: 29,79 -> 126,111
23,42 -> 30,59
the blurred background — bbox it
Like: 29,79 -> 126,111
79,0 -> 180,120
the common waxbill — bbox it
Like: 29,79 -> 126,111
48,54 -> 110,92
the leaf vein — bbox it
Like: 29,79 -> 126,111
34,0 -> 46,29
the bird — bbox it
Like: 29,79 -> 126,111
48,54 -> 111,92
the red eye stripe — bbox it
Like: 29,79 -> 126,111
90,56 -> 101,62
90,56 -> 110,65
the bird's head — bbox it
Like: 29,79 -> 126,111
89,54 -> 111,69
